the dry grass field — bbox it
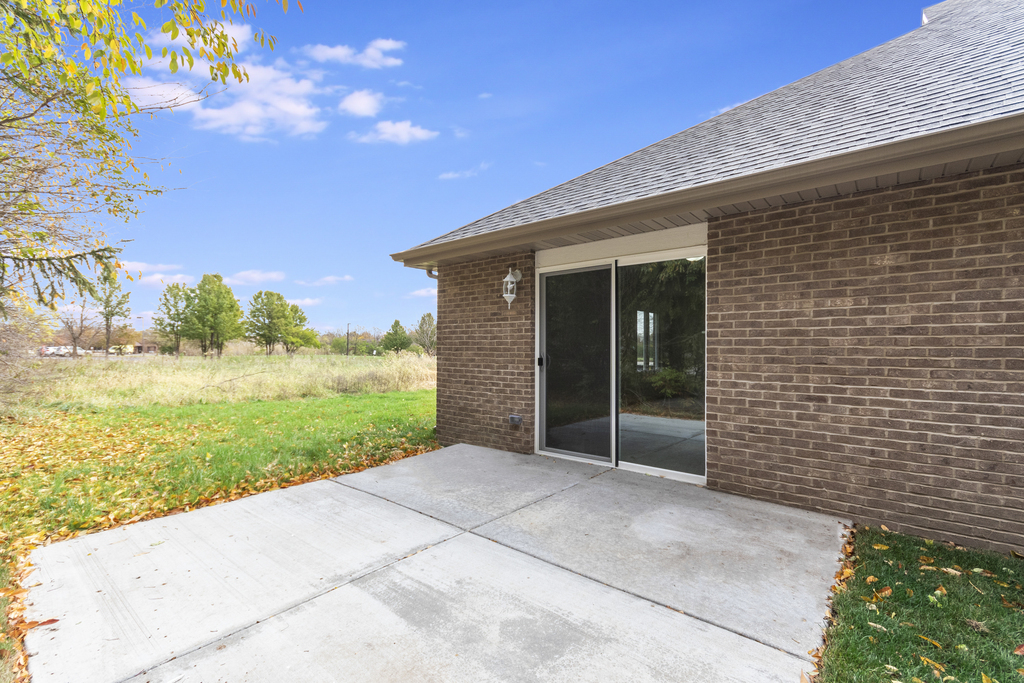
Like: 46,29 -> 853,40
30,351 -> 436,410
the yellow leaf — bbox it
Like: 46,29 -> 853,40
917,635 -> 942,649
982,674 -> 992,683
874,544 -> 889,550
866,576 -> 879,584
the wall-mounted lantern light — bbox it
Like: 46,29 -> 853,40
502,268 -> 522,308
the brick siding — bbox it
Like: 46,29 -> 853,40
706,163 -> 1024,553
436,252 -> 536,453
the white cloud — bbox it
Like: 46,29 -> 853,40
711,101 -> 746,116
121,261 -> 183,273
123,78 -> 201,110
392,80 -> 421,89
439,162 -> 491,180
223,270 -> 286,286
304,39 -> 405,69
287,298 -> 322,307
139,273 -> 196,287
352,120 -> 438,144
339,89 -> 384,117
453,126 -> 470,138
409,288 -> 437,297
478,92 -> 492,99
190,62 -> 327,140
295,275 -> 354,286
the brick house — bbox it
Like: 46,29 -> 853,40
392,0 -> 1024,553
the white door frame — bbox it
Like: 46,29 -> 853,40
535,241 -> 708,485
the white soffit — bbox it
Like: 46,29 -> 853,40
536,223 -> 708,268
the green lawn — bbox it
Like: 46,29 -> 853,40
821,526 -> 1024,683
0,389 -> 438,674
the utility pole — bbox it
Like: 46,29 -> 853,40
346,323 -> 350,356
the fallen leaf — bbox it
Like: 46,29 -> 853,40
1011,550 -> 1023,559
918,655 -> 945,672
866,576 -> 879,584
966,619 -> 989,633
881,525 -> 890,531
940,568 -> 962,576
921,565 -> 939,571
936,585 -> 947,596
874,544 -> 890,550
907,588 -> 915,597
918,635 -> 942,649
920,556 -> 935,564
982,674 -> 992,683
869,622 -> 889,632
1014,644 -> 1024,656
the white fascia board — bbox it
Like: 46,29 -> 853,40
536,223 -> 707,269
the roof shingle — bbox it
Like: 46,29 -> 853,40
409,0 -> 1024,252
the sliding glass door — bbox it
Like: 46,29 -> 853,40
540,267 -> 612,461
617,258 -> 706,477
539,255 -> 706,478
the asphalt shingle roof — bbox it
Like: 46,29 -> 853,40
410,0 -> 1024,252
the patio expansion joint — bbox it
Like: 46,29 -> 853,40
470,530 -> 813,664
330,469 -> 808,663
113,527 -> 469,683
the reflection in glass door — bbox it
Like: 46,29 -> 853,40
540,267 -> 612,460
617,258 -> 706,476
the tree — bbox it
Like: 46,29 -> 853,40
94,274 -> 130,357
411,313 -> 437,356
182,274 -> 242,357
244,290 -> 291,355
0,1 -> 290,312
54,299 -> 96,358
0,298 -> 49,405
153,283 -> 189,358
379,319 -> 411,353
280,304 -> 319,354
110,323 -> 141,349
282,327 -> 320,354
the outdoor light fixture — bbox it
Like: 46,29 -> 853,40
502,268 -> 522,308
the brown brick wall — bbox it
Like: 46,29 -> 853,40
436,252 -> 536,453
706,163 -> 1024,553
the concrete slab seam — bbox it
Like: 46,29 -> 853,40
469,529 -> 814,664
327,477 -> 476,530
464,467 -> 614,533
112,530 -> 468,683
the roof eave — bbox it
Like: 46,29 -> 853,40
392,111 -> 1024,269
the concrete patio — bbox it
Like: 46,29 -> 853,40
23,444 -> 847,682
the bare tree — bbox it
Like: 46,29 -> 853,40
54,300 -> 97,358
0,299 -> 49,405
94,275 -> 131,358
411,313 -> 437,356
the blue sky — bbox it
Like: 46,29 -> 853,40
110,0 -> 931,334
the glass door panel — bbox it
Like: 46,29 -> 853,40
541,267 -> 612,460
617,258 -> 706,476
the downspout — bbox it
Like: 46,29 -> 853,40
426,268 -> 438,279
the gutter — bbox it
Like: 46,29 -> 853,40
392,111 -> 1024,269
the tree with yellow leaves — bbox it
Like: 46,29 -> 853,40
0,0 -> 295,312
